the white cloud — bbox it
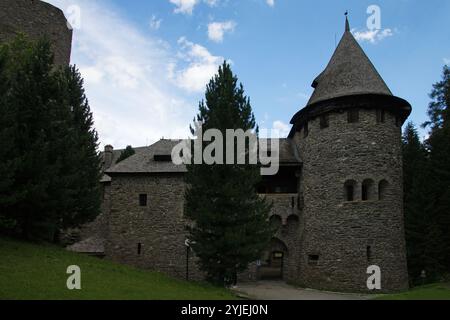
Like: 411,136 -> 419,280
272,121 -> 291,137
352,28 -> 394,44
171,37 -> 224,93
208,21 -> 236,43
46,0 -> 212,149
149,15 -> 162,30
169,0 -> 198,15
444,58 -> 450,65
169,0 -> 218,15
266,0 -> 275,7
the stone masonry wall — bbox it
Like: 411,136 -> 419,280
105,174 -> 204,281
293,107 -> 409,292
0,0 -> 72,65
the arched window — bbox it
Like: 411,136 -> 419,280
269,215 -> 282,230
344,180 -> 357,202
362,179 -> 375,201
378,180 -> 389,200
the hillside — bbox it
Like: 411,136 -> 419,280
0,237 -> 236,300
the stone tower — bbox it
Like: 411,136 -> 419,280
0,0 -> 72,65
289,17 -> 411,292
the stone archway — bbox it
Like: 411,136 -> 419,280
258,238 -> 288,280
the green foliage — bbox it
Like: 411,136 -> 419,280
404,65 -> 450,285
0,237 -> 236,300
116,145 -> 136,164
0,36 -> 101,241
185,62 -> 273,286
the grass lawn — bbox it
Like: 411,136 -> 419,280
376,283 -> 450,300
0,237 -> 237,300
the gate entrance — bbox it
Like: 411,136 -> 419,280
258,238 -> 288,280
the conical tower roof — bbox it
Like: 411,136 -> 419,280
307,17 -> 392,106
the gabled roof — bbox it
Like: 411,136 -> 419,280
104,138 -> 301,175
106,139 -> 187,174
307,17 -> 392,106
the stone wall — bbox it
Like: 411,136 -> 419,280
293,107 -> 409,292
105,173 -> 204,281
0,0 -> 72,65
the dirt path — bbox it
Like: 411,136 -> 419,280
233,281 -> 371,300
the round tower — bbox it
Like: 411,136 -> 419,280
290,17 -> 411,292
0,0 -> 72,65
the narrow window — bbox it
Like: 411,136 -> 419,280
139,194 -> 148,207
137,243 -> 142,255
344,180 -> 356,202
320,114 -> 329,129
376,110 -> 385,123
291,197 -> 295,208
362,184 -> 369,201
347,109 -> 359,123
362,179 -> 374,201
304,122 -> 309,138
366,246 -> 372,262
308,255 -> 319,266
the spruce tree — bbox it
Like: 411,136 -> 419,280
184,62 -> 273,286
402,122 -> 429,283
116,145 -> 136,164
0,36 -> 101,240
422,65 -> 450,279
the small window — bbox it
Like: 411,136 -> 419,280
291,197 -> 295,208
376,110 -> 385,123
320,114 -> 329,129
344,180 -> 357,202
303,122 -> 309,138
347,109 -> 359,123
137,243 -> 142,255
308,255 -> 319,266
154,154 -> 172,162
139,194 -> 148,207
362,179 -> 375,201
366,246 -> 372,262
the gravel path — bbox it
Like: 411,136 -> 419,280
233,281 -> 371,300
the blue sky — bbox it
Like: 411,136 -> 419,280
48,0 -> 449,148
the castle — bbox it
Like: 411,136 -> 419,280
3,1 -> 411,293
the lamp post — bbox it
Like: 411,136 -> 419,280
185,239 -> 190,281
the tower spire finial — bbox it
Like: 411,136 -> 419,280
345,11 -> 350,32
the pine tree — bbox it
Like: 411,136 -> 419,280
422,65 -> 450,279
116,145 -> 136,164
402,122 -> 429,283
53,65 -> 102,232
185,62 -> 273,286
0,36 -> 101,240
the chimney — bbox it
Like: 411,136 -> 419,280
104,145 -> 114,169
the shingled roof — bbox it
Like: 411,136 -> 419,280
307,17 -> 393,106
104,138 -> 300,175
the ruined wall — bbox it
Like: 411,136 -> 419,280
0,0 -> 72,65
293,108 -> 409,292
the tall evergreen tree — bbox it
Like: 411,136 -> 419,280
422,65 -> 450,278
184,62 -> 273,286
0,36 -> 101,240
402,122 -> 429,283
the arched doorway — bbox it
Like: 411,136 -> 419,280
258,238 -> 288,280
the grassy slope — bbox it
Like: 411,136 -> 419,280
0,237 -> 236,300
376,283 -> 450,300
